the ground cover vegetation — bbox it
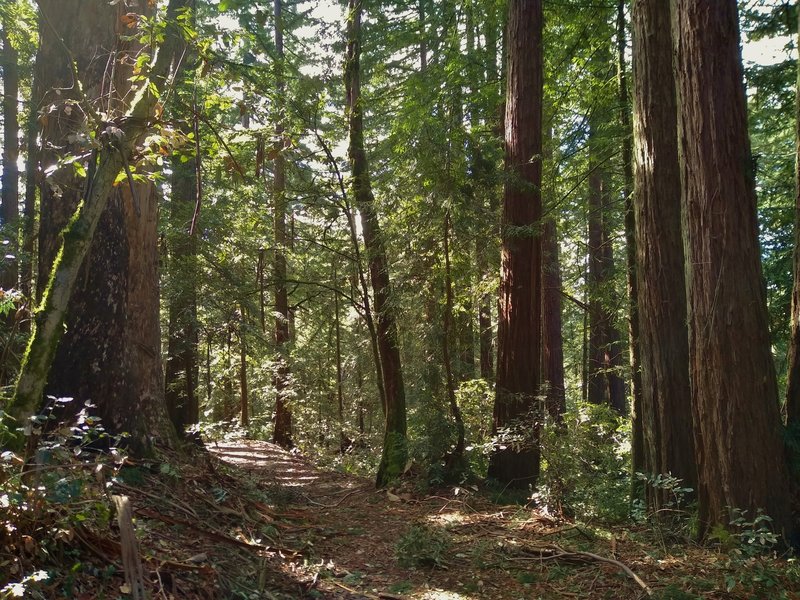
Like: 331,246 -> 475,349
2,0 -> 800,597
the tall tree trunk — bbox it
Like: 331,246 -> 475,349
272,0 -> 293,448
542,125 -> 565,424
786,0 -> 800,429
487,0 -> 543,488
617,0 -> 644,470
586,160 -> 608,406
673,0 -> 795,540
345,0 -> 407,488
239,305 -> 249,429
165,27 -> 199,436
1,23 -> 19,291
542,218 -> 565,423
442,211 -> 466,466
6,0 -> 186,455
632,0 -> 696,508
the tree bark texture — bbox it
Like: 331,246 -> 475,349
488,0 -> 543,488
672,0 -> 794,539
7,0 -> 186,454
346,0 -> 407,488
21,48 -> 40,303
272,0 -> 293,448
632,0 -> 696,508
1,23 -> 19,290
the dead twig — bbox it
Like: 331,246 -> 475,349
304,487 -> 368,508
134,507 -> 299,558
514,545 -> 653,597
329,579 -> 380,598
542,525 -> 595,542
113,481 -> 198,520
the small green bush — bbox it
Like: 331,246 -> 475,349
538,402 -> 630,521
395,524 -> 450,568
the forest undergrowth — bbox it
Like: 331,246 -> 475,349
2,429 -> 800,600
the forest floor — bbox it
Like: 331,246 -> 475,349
5,438 -> 800,599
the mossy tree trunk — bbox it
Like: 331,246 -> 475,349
5,0 -> 187,455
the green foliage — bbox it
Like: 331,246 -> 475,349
388,581 -> 413,594
395,524 -> 450,569
728,509 -> 779,557
631,473 -> 695,548
538,403 -> 630,522
0,406 -> 126,594
720,556 -> 800,598
635,472 -> 693,511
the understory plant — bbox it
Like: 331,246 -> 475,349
538,402 -> 630,521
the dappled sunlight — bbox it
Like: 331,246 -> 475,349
426,511 -> 468,526
413,590 -> 481,600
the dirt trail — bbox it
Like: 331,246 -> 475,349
207,440 -> 652,600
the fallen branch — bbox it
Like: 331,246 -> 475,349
74,524 -> 214,575
304,487 -> 368,508
113,481 -> 199,520
515,545 -> 653,597
135,507 -> 299,558
329,580 -> 379,599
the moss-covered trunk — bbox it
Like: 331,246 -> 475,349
4,0 -> 187,455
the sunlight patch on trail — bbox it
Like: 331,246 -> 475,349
413,591 -> 479,600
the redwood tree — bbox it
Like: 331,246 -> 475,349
487,0 -> 543,488
673,0 -> 795,539
631,0 -> 696,507
542,218 -> 565,423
